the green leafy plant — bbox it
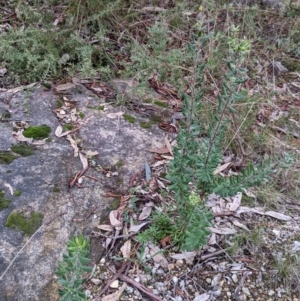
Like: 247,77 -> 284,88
56,234 -> 92,301
164,24 -> 274,251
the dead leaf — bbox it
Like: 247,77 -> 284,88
66,135 -> 79,157
4,183 -> 13,195
231,219 -> 250,231
109,210 -> 122,230
79,152 -> 88,170
102,283 -> 127,301
31,140 -> 46,146
106,112 -> 124,119
120,240 -> 131,259
164,136 -> 173,156
147,147 -> 170,154
86,150 -> 99,157
291,241 -> 300,253
213,162 -> 231,175
96,224 -> 113,232
148,242 -> 168,268
13,131 -> 33,143
160,236 -> 172,248
6,82 -> 36,94
54,83 -> 75,92
193,293 -> 211,301
264,211 -> 292,221
208,227 -> 237,235
170,252 -> 196,264
129,222 -> 149,233
70,108 -> 77,122
228,192 -> 242,212
55,125 -> 63,137
138,203 -> 153,220
141,6 -> 166,12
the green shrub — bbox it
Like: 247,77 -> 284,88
56,234 -> 92,301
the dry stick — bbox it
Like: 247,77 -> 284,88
118,274 -> 164,301
98,261 -> 130,297
0,212 -> 67,280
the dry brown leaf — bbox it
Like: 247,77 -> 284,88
141,6 -> 166,12
70,108 -> 77,122
264,211 -> 292,221
164,136 -> 173,156
6,82 -> 36,94
129,222 -> 149,233
31,140 -> 46,145
54,83 -> 75,91
55,125 -> 63,137
148,242 -> 168,268
4,183 -> 13,195
66,135 -> 79,157
208,227 -> 236,235
120,240 -> 131,259
231,219 -> 250,231
96,224 -> 113,232
102,283 -> 127,301
170,252 -> 196,264
227,192 -> 242,212
147,147 -> 170,154
86,150 -> 99,157
138,203 -> 153,220
106,112 -> 124,119
109,210 -> 122,230
213,162 -> 231,175
79,152 -> 88,170
13,131 -> 33,143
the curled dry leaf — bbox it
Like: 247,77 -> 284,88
54,83 -> 75,92
264,211 -> 292,221
96,224 -> 113,232
164,136 -> 173,156
102,283 -> 127,301
227,192 -> 242,212
129,222 -> 149,233
13,131 -> 33,143
208,227 -> 237,235
4,183 -> 13,195
138,204 -> 153,220
86,150 -> 99,157
147,147 -> 170,154
66,135 -> 79,157
213,162 -> 231,175
120,240 -> 131,259
106,112 -> 124,119
170,252 -> 196,264
148,242 -> 168,268
79,152 -> 88,170
109,210 -> 122,230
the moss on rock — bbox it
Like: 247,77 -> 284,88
11,144 -> 34,156
23,125 -> 51,140
0,151 -> 17,164
5,211 -> 44,235
123,114 -> 135,124
0,190 -> 11,211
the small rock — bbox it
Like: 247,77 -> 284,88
126,286 -> 134,294
268,290 -> 275,296
232,274 -> 238,283
206,278 -> 212,284
242,287 -> 251,296
176,260 -> 184,266
99,258 -> 105,265
110,280 -> 119,288
90,278 -> 101,285
172,276 -> 179,285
